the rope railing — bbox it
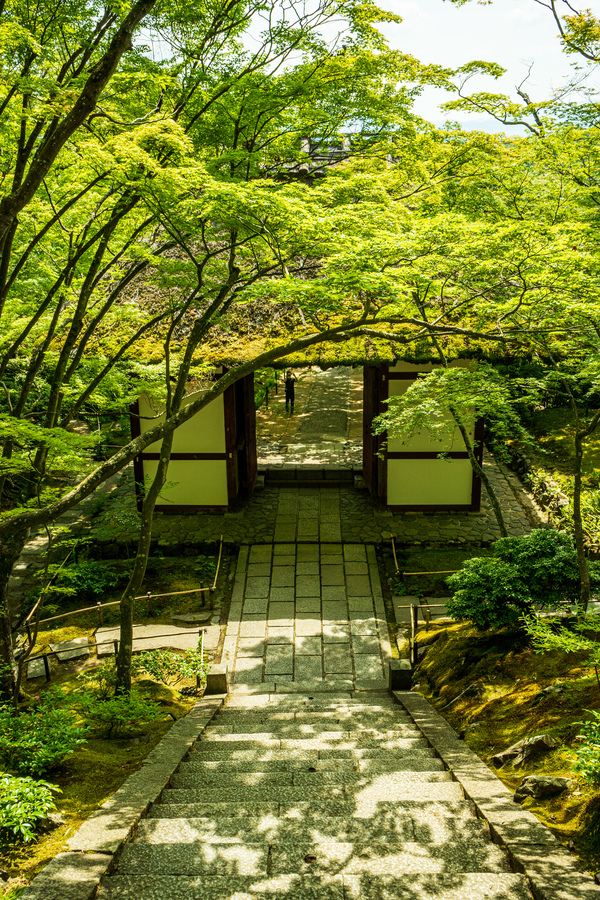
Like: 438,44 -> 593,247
21,536 -> 224,638
23,627 -> 209,684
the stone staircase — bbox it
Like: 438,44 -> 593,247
98,691 -> 533,900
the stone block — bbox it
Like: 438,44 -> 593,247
389,659 -> 412,691
271,567 -> 295,587
266,626 -> 294,644
244,576 -> 271,598
205,664 -> 229,694
322,622 -> 350,643
295,635 -> 322,655
295,656 -> 323,679
295,597 -> 321,612
296,575 -> 320,597
50,637 -> 90,662
16,852 -> 111,900
353,654 -> 384,680
265,646 -> 294,675
344,545 -> 367,561
297,545 -> 320,562
236,638 -> 265,657
345,575 -> 372,597
249,545 -> 273,563
324,643 -> 352,674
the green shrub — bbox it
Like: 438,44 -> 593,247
134,648 -> 208,688
55,561 -> 128,601
0,691 -> 87,776
574,711 -> 600,785
0,774 -> 60,842
447,529 -> 586,630
77,691 -> 161,738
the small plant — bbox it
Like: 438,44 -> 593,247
574,711 -> 600,785
77,691 -> 161,738
447,529 -> 591,630
0,774 -> 60,842
77,660 -> 119,700
0,690 -> 87,776
194,555 -> 217,583
135,647 -> 208,688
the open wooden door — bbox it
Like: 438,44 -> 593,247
363,365 -> 388,504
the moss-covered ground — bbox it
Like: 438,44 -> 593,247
414,620 -> 600,875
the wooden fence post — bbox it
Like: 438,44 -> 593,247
97,602 -> 103,627
43,654 -> 51,682
410,604 -> 419,667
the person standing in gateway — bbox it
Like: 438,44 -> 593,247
284,370 -> 297,413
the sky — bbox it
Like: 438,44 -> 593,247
378,0 -> 600,131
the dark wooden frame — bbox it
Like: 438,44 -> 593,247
362,364 -> 388,505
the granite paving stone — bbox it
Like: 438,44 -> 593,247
267,627 -> 295,644
296,576 -> 321,597
265,646 -> 294,675
323,643 -> 353,674
242,598 -> 269,614
345,575 -> 372,597
295,597 -> 321,612
237,638 -> 265,657
268,601 -> 295,619
295,635 -> 322,655
271,567 -> 295,587
294,656 -> 323,680
322,622 -> 351,643
239,620 -> 267,638
321,586 -> 346,602
272,555 -> 296,566
247,563 -> 272,577
270,588 -> 295,602
244,576 -> 271,598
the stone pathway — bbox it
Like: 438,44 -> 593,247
221,543 -> 390,693
257,367 -> 363,470
85,449 -> 537,555
96,689 -> 533,900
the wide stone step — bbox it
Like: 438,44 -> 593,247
215,707 -> 405,721
204,722 -> 414,735
199,728 -> 423,743
179,752 -> 439,774
136,813 -> 489,845
148,799 -> 476,821
190,745 -> 432,761
115,837 -> 510,876
160,780 -> 464,804
223,695 -> 394,709
170,766 -> 449,790
98,872 -> 532,900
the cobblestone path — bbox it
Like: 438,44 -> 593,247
97,689 -> 532,900
221,543 -> 390,692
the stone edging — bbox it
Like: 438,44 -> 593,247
17,695 -> 226,900
393,691 -> 600,900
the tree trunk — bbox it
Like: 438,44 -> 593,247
450,406 -> 508,538
0,530 -> 29,701
114,430 -> 174,694
573,430 -> 591,611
